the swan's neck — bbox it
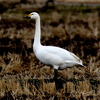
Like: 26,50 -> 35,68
33,16 -> 41,48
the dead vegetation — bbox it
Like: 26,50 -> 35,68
0,0 -> 100,99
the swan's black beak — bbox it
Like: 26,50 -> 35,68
23,16 -> 30,19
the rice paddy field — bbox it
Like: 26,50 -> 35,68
0,0 -> 100,100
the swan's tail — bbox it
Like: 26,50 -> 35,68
80,64 -> 86,68
77,62 -> 86,68
65,60 -> 85,68
77,58 -> 86,68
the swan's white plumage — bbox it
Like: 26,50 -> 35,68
24,12 -> 84,77
34,45 -> 83,70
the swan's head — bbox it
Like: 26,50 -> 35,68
24,12 -> 39,19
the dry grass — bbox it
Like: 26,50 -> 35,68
0,1 -> 100,99
0,79 -> 100,99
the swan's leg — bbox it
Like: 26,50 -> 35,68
54,69 -> 58,80
54,69 -> 58,90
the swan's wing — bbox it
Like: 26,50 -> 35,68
43,46 -> 70,57
43,46 -> 81,62
39,46 -> 64,64
69,52 -> 82,63
35,46 -> 67,65
65,52 -> 84,67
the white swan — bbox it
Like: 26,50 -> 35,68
24,12 -> 84,80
